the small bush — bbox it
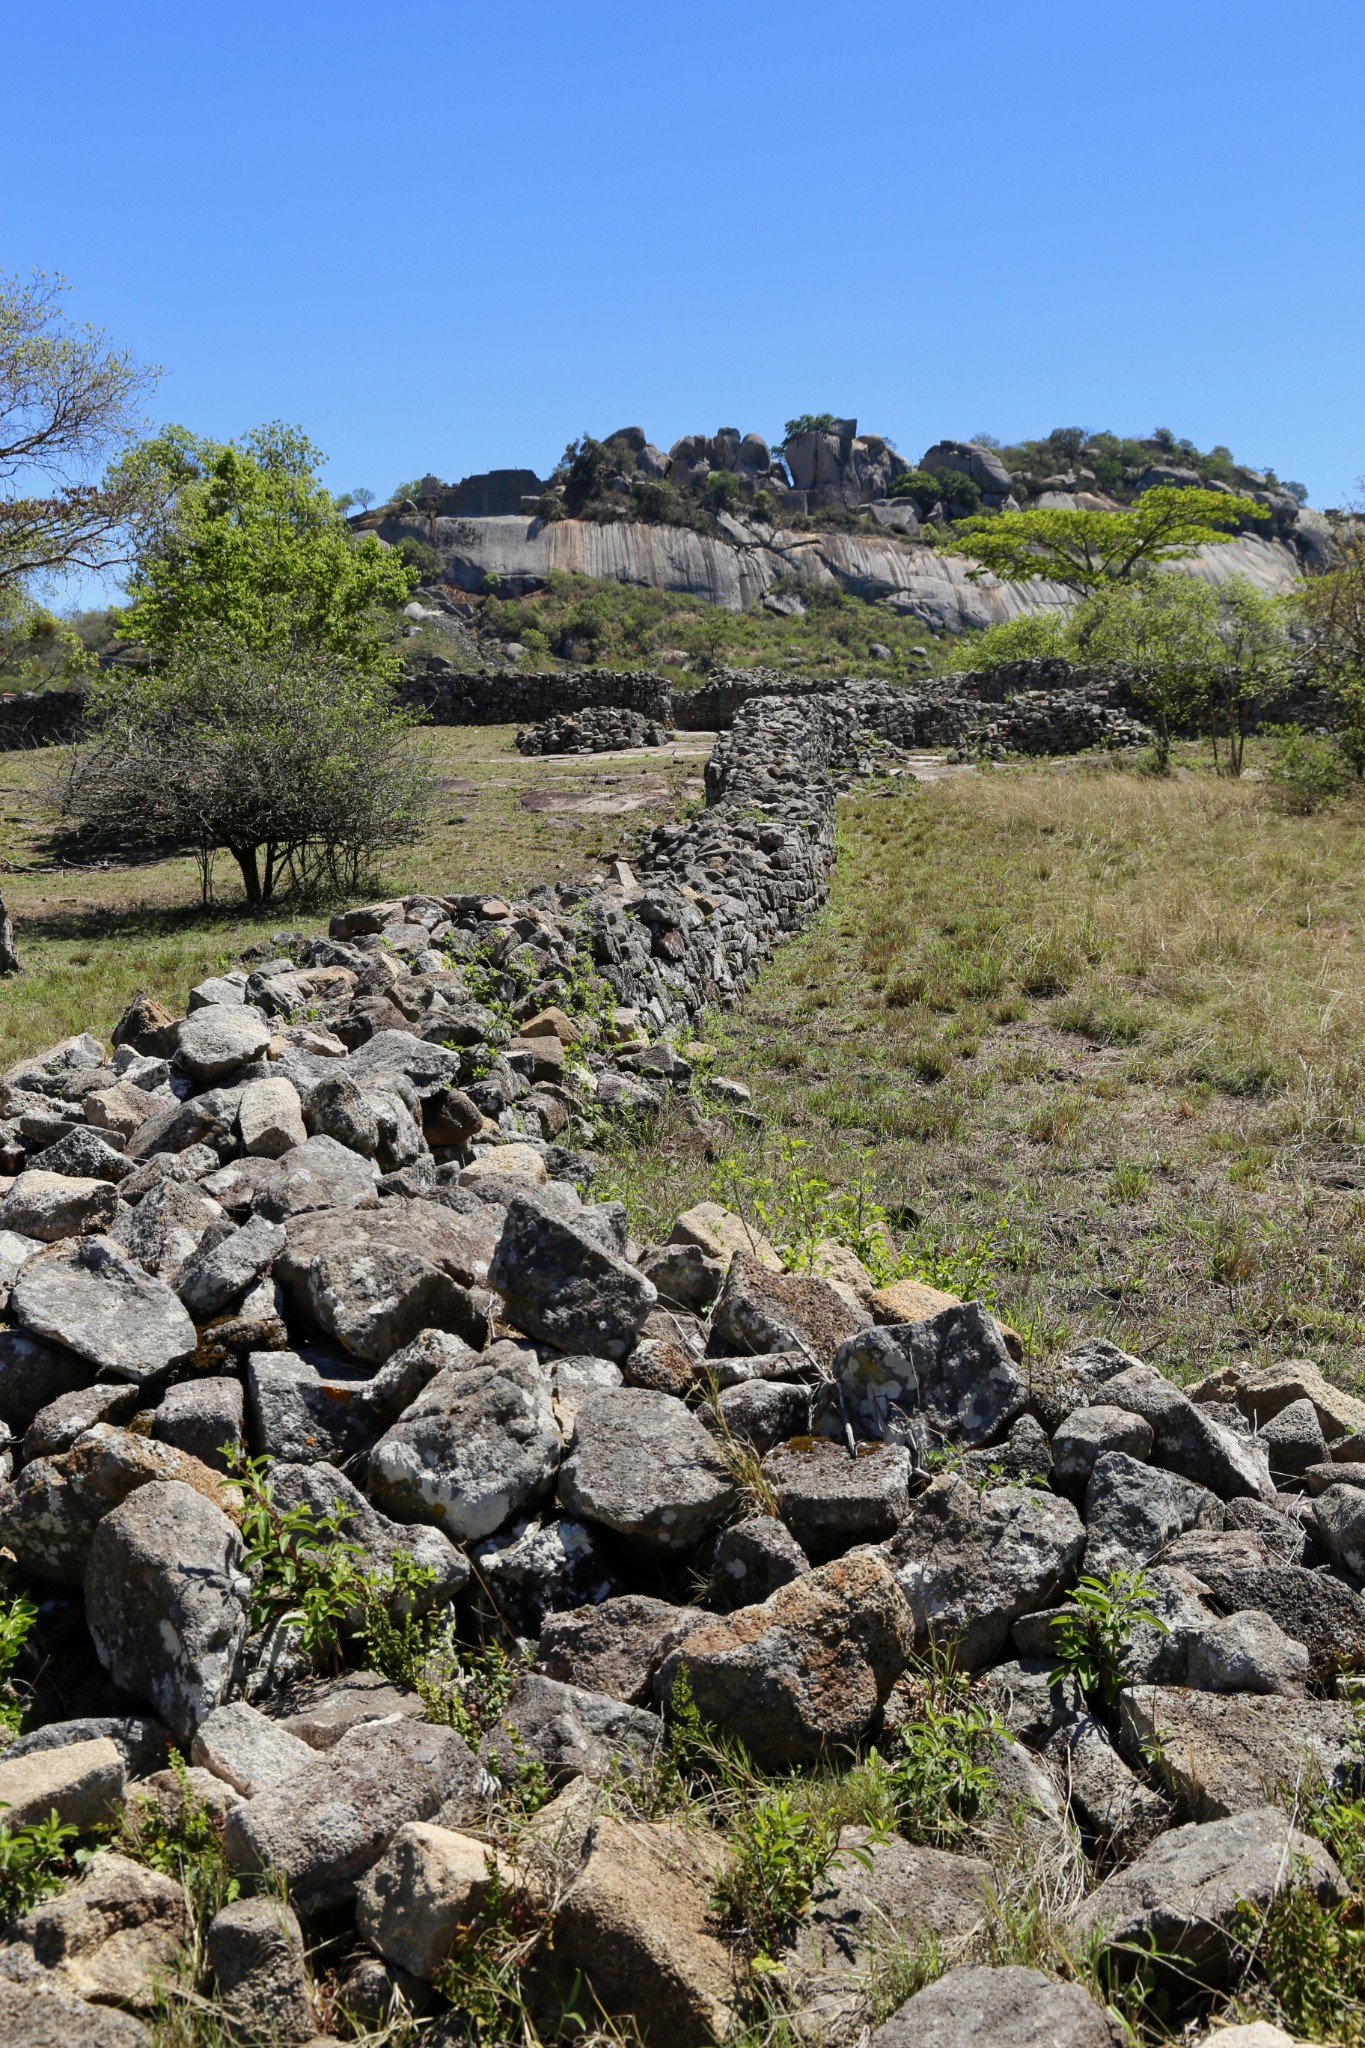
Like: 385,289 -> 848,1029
889,468 -> 950,515
1266,726 -> 1350,813
712,1787 -> 842,1961
395,534 -> 444,580
1049,1568 -> 1167,1715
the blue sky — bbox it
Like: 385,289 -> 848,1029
6,0 -> 1364,604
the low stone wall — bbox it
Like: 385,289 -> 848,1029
0,690 -> 88,751
397,666 -> 673,726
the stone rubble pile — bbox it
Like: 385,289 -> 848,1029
0,698 -> 1349,2045
515,706 -> 669,755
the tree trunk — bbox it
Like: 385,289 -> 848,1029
230,843 -> 263,906
0,894 -> 19,975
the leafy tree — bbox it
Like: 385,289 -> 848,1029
1070,574 -> 1219,769
890,468 -> 949,514
782,413 -> 838,441
560,436 -> 615,514
943,486 -> 1268,593
352,486 -> 376,512
1204,575 -> 1292,775
1294,523 -> 1365,776
0,269 -> 160,593
60,633 -> 432,905
116,424 -> 412,670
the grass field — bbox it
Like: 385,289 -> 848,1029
0,726 -> 709,1065
605,746 -> 1365,1391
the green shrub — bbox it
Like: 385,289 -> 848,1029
1049,1568 -> 1166,1714
889,468 -> 950,515
712,1788 -> 843,1962
1266,725 -> 1350,813
0,1811 -> 80,1922
706,469 -> 743,509
395,534 -> 444,580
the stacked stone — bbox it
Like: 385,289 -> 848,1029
515,707 -> 668,755
397,664 -> 672,727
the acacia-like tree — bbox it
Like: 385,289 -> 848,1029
943,486 -> 1269,593
60,635 -> 433,906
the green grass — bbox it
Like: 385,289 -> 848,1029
603,747 -> 1365,1388
0,725 -> 708,1065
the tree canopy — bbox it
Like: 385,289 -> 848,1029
0,269 -> 161,594
942,486 -> 1269,592
116,422 -> 413,670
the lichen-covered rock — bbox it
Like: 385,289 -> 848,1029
489,1192 -> 656,1360
538,1596 -> 696,1706
657,1553 -> 913,1767
872,1963 -> 1115,2048
708,1515 -> 810,1609
368,1347 -> 558,1542
176,1213 -> 284,1321
470,1513 -> 616,1634
84,1479 -> 248,1741
1083,1450 -> 1219,1574
884,1476 -> 1084,1669
265,1460 -> 468,1609
830,1303 -> 1028,1452
1120,1686 -> 1359,1819
174,1004 -> 271,1082
558,1387 -> 736,1552
11,1236 -> 197,1384
191,1701 -> 316,1797
110,1180 -> 230,1286
206,1895 -> 315,2044
0,1977 -> 150,2047
356,1822 -> 516,1981
764,1437 -> 911,1559
710,1252 -> 870,1369
0,1172 -> 119,1242
0,1423 -> 236,1584
4,1849 -> 190,2010
0,1736 -> 125,1831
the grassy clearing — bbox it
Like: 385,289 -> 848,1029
605,746 -> 1365,1389
0,726 -> 707,1066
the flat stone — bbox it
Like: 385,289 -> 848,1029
884,1476 -> 1085,1669
5,1849 -> 189,2011
0,1172 -> 119,1242
356,1822 -> 517,1981
657,1552 -> 914,1768
0,1976 -> 151,2046
558,1387 -> 736,1552
12,1235 -> 197,1384
110,1180 -> 230,1286
538,1596 -> 697,1706
176,1213 -> 284,1321
84,1479 -> 248,1741
175,1005 -> 271,1082
237,1076 -> 308,1158
250,1133 -> 380,1220
0,1736 -> 125,1830
710,1252 -> 870,1369
1120,1686 -> 1360,1819
272,1669 -> 427,1750
1073,1805 -> 1343,1982
871,1963 -> 1115,2048
830,1303 -> 1028,1452
224,1716 -> 484,1909
764,1437 -> 911,1559
191,1700 -> 316,1797
2,1715 -> 169,1776
0,1228 -> 41,1291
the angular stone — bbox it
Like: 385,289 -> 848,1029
245,1348 -> 376,1465
870,1277 -> 959,1325
0,1172 -> 119,1242
5,1849 -> 190,2011
176,1213 -> 284,1321
1312,1482 -> 1365,1579
110,1179 -> 230,1286
489,1192 -> 656,1360
152,1377 -> 244,1471
303,1239 -> 473,1363
175,1005 -> 271,1082
0,1735 -> 125,1830
28,1128 -> 136,1185
191,1700 -> 316,1797
1186,1609 -> 1309,1696
538,1596 -> 696,1706
708,1516 -> 810,1609
224,1716 -> 483,1909
1083,1450 -> 1219,1574
12,1235 -> 197,1384
250,1133 -> 379,1220
266,1460 -> 468,1608
667,1200 -> 782,1271
471,1513 -> 617,1635
0,1975 -> 151,2046
1260,1395 -> 1328,1480
272,1668 -> 427,1750
0,1422 -> 235,1584
884,1476 -> 1085,1670
830,1304 -> 1028,1452
1051,1404 -> 1154,1490
1194,1356 -> 1365,1441
462,1143 -> 547,1186
712,1377 -> 810,1455
369,1349 -> 558,1542
558,1387 -> 736,1552
0,1227 -> 41,1292
710,1252 -> 870,1369
764,1437 -> 911,1560
236,1076 -> 307,1159
356,1822 -> 516,1981
1102,1364 -> 1272,1500
657,1553 -> 914,1768
85,1479 -> 247,1741
637,1242 -> 725,1313
206,1895 -> 314,2044
488,1674 -> 662,1789
125,1085 -> 244,1163
0,1327 -> 93,1430
1073,1805 -> 1343,1982
544,1816 -> 735,2048
872,1963 -> 1115,2048
1188,1558 -> 1365,1686
85,1080 -> 160,1143
2,1715 -> 169,1777
1120,1686 -> 1359,1819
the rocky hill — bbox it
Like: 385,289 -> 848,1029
358,420 -> 1325,634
